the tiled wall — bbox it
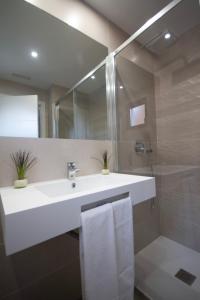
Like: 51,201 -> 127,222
0,137 -> 112,187
155,24 -> 200,252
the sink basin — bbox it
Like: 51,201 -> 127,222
36,176 -> 114,197
36,173 -> 144,198
0,173 -> 156,255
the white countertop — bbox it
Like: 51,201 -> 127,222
0,173 -> 154,215
0,172 -> 156,255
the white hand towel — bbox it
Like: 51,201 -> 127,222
112,197 -> 134,300
80,197 -> 134,300
80,203 -> 119,300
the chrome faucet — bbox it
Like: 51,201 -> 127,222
67,162 -> 80,180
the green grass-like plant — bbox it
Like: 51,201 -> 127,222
11,150 -> 37,180
102,150 -> 109,169
92,150 -> 111,169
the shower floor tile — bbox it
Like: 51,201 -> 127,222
135,236 -> 200,300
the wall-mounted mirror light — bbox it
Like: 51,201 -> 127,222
130,104 -> 145,127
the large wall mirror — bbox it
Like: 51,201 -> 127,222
0,0 -> 108,139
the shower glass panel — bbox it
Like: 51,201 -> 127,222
115,26 -> 159,255
74,65 -> 107,140
114,0 -> 200,298
115,48 -> 157,176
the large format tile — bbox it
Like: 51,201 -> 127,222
9,233 -> 79,290
20,259 -> 81,300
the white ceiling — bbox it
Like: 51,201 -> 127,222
0,0 -> 108,90
84,0 -> 200,55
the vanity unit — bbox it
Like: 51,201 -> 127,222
0,173 -> 155,255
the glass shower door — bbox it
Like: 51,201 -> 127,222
114,0 -> 200,299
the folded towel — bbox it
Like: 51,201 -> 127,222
80,197 -> 134,300
112,197 -> 134,300
80,203 -> 119,300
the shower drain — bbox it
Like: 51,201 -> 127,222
175,269 -> 196,286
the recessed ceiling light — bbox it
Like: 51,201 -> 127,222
31,50 -> 38,58
119,85 -> 124,89
164,32 -> 171,40
91,75 -> 95,80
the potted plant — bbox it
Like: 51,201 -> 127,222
102,150 -> 110,175
92,150 -> 111,175
11,150 -> 37,188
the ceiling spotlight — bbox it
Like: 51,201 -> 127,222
119,85 -> 124,89
31,50 -> 38,58
91,75 -> 95,80
164,32 -> 171,40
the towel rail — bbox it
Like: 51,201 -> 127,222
81,192 -> 129,212
68,192 -> 130,240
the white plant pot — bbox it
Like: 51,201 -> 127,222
14,178 -> 28,189
101,169 -> 110,175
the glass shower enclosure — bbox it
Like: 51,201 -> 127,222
112,0 -> 200,299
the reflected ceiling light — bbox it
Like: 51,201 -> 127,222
24,0 -> 36,4
119,85 -> 124,89
31,50 -> 38,58
68,14 -> 80,28
91,75 -> 95,80
164,32 -> 171,40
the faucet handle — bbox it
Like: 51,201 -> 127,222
67,162 -> 76,169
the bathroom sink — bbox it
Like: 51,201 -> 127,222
0,173 -> 156,255
36,173 -> 144,198
36,176 -> 113,197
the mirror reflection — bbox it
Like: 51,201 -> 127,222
56,65 -> 107,140
0,0 -> 108,139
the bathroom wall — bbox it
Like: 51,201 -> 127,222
0,137 -> 112,187
155,24 -> 200,252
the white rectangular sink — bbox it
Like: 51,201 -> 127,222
0,173 -> 156,255
36,174 -> 129,198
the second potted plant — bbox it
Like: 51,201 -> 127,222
11,150 -> 37,188
92,150 -> 111,175
102,150 -> 110,175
